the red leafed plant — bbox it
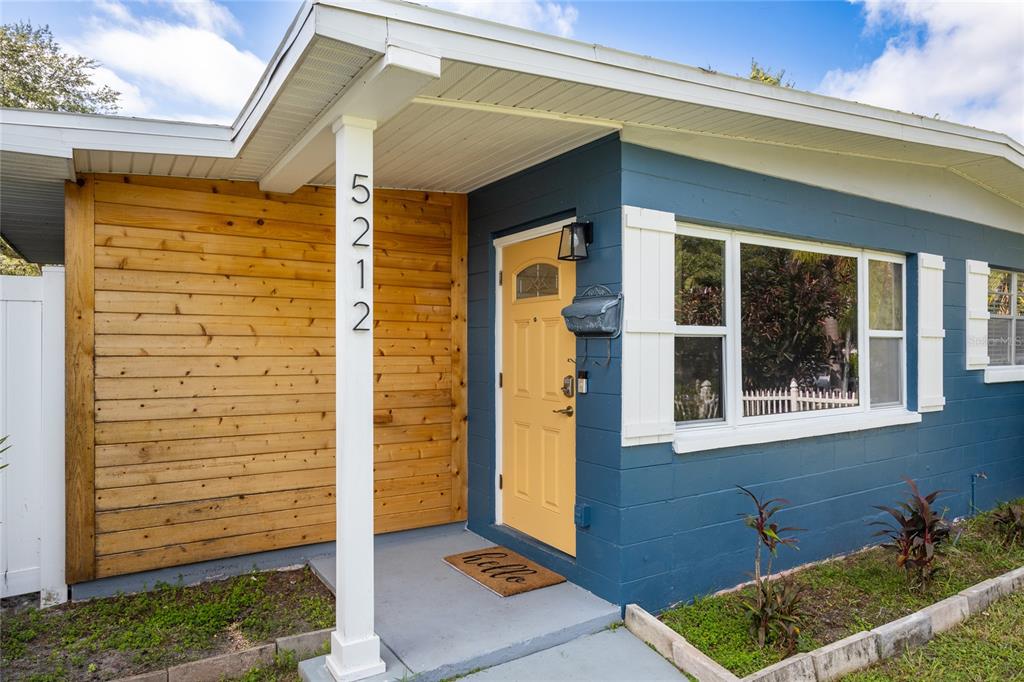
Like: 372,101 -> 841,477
736,485 -> 805,653
992,503 -> 1024,548
871,477 -> 952,587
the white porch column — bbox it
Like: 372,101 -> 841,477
39,266 -> 67,607
327,115 -> 385,682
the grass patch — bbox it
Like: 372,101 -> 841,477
1,567 -> 333,681
845,590 -> 1024,682
230,650 -> 302,682
659,501 -> 1024,677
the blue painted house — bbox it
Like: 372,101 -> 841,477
466,135 -> 1024,611
1,2 -> 1021,679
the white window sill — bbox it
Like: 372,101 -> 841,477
672,409 -> 922,454
984,366 -> 1024,383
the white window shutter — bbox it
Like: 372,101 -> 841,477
621,206 -> 676,446
917,253 -> 945,412
965,259 -> 990,370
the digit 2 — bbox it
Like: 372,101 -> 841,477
353,216 -> 369,247
353,301 -> 370,331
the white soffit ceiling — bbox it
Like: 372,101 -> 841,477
0,151 -> 70,264
415,62 -> 1023,204
312,101 -> 612,191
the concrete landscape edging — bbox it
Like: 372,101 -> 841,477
112,627 -> 332,682
625,562 -> 1024,682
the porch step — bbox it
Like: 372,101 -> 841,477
305,523 -> 620,682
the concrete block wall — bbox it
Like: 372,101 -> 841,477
465,135 -> 1024,611
466,135 -> 626,603
614,143 -> 1024,611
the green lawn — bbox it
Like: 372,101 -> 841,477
844,590 -> 1024,682
1,567 -> 333,681
659,501 -> 1024,677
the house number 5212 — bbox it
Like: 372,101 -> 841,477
351,173 -> 371,332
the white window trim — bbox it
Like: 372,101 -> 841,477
987,268 -> 1022,368
673,409 -> 921,454
673,222 -> 914,454
974,262 -> 1024,378
985,365 -> 1024,383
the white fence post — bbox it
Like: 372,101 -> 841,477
0,271 -> 67,606
40,267 -> 67,606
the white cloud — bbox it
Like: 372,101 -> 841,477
819,0 -> 1024,142
163,0 -> 241,36
421,0 -> 579,37
89,64 -> 154,116
93,0 -> 133,24
66,1 -> 264,123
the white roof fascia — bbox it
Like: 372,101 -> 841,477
229,2 -> 322,151
0,108 -> 234,159
318,0 -> 1024,166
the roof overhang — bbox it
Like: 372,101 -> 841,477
2,0 -> 1022,262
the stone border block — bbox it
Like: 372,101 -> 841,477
1000,566 -> 1024,592
959,576 -> 1011,615
741,652 -> 815,682
624,604 -> 676,660
919,595 -> 969,634
809,631 -> 879,682
167,643 -> 275,682
276,627 -> 332,659
624,604 -> 738,681
870,611 -> 931,659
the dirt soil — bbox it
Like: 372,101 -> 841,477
1,566 -> 334,681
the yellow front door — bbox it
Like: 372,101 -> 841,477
501,232 -> 577,556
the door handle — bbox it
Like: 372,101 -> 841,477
552,406 -> 574,417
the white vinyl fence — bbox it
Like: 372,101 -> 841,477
743,378 -> 859,416
0,268 -> 67,605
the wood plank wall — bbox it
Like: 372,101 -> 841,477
65,174 -> 467,581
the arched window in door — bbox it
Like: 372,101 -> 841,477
515,263 -> 559,299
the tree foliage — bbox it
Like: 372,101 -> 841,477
740,245 -> 857,391
1,237 -> 40,276
749,59 -> 794,88
1,22 -> 120,113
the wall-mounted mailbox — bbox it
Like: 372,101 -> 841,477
561,284 -> 623,338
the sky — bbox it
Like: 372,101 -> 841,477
1,0 -> 1022,142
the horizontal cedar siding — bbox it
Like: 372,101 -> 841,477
75,174 -> 466,579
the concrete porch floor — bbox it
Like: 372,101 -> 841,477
300,523 -> 620,682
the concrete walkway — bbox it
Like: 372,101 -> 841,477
461,628 -> 686,682
300,524 -> 621,682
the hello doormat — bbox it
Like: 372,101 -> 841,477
443,546 -> 566,597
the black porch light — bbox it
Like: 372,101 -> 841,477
557,221 -> 593,261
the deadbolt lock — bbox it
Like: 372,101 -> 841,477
562,374 -> 575,397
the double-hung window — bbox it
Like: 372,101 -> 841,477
988,268 -> 1023,366
674,223 -> 908,433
